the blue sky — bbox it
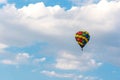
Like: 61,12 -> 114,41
7,0 -> 73,9
0,0 -> 120,80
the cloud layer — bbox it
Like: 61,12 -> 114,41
0,0 -> 120,69
55,51 -> 102,71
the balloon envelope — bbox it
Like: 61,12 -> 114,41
75,31 -> 90,49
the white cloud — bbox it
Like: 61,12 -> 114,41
0,52 -> 47,67
75,75 -> 101,80
0,0 -> 120,67
108,0 -> 120,2
69,0 -> 99,6
0,43 -> 8,49
1,59 -> 16,65
55,51 -> 102,71
41,70 -> 101,80
33,57 -> 46,64
15,53 -> 31,63
41,70 -> 74,78
0,53 -> 31,65
1,1 -> 120,44
0,0 -> 7,4
0,43 -> 8,53
18,2 -> 65,36
18,3 -> 50,19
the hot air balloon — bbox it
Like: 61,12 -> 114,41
75,31 -> 90,51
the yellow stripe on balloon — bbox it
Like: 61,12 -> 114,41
84,31 -> 89,34
75,35 -> 88,42
78,42 -> 84,46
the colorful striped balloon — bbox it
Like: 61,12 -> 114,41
75,31 -> 90,50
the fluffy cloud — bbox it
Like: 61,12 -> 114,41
0,52 -> 46,66
18,2 -> 68,36
0,0 -> 120,67
1,0 -> 120,45
0,53 -> 31,65
55,51 -> 102,71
